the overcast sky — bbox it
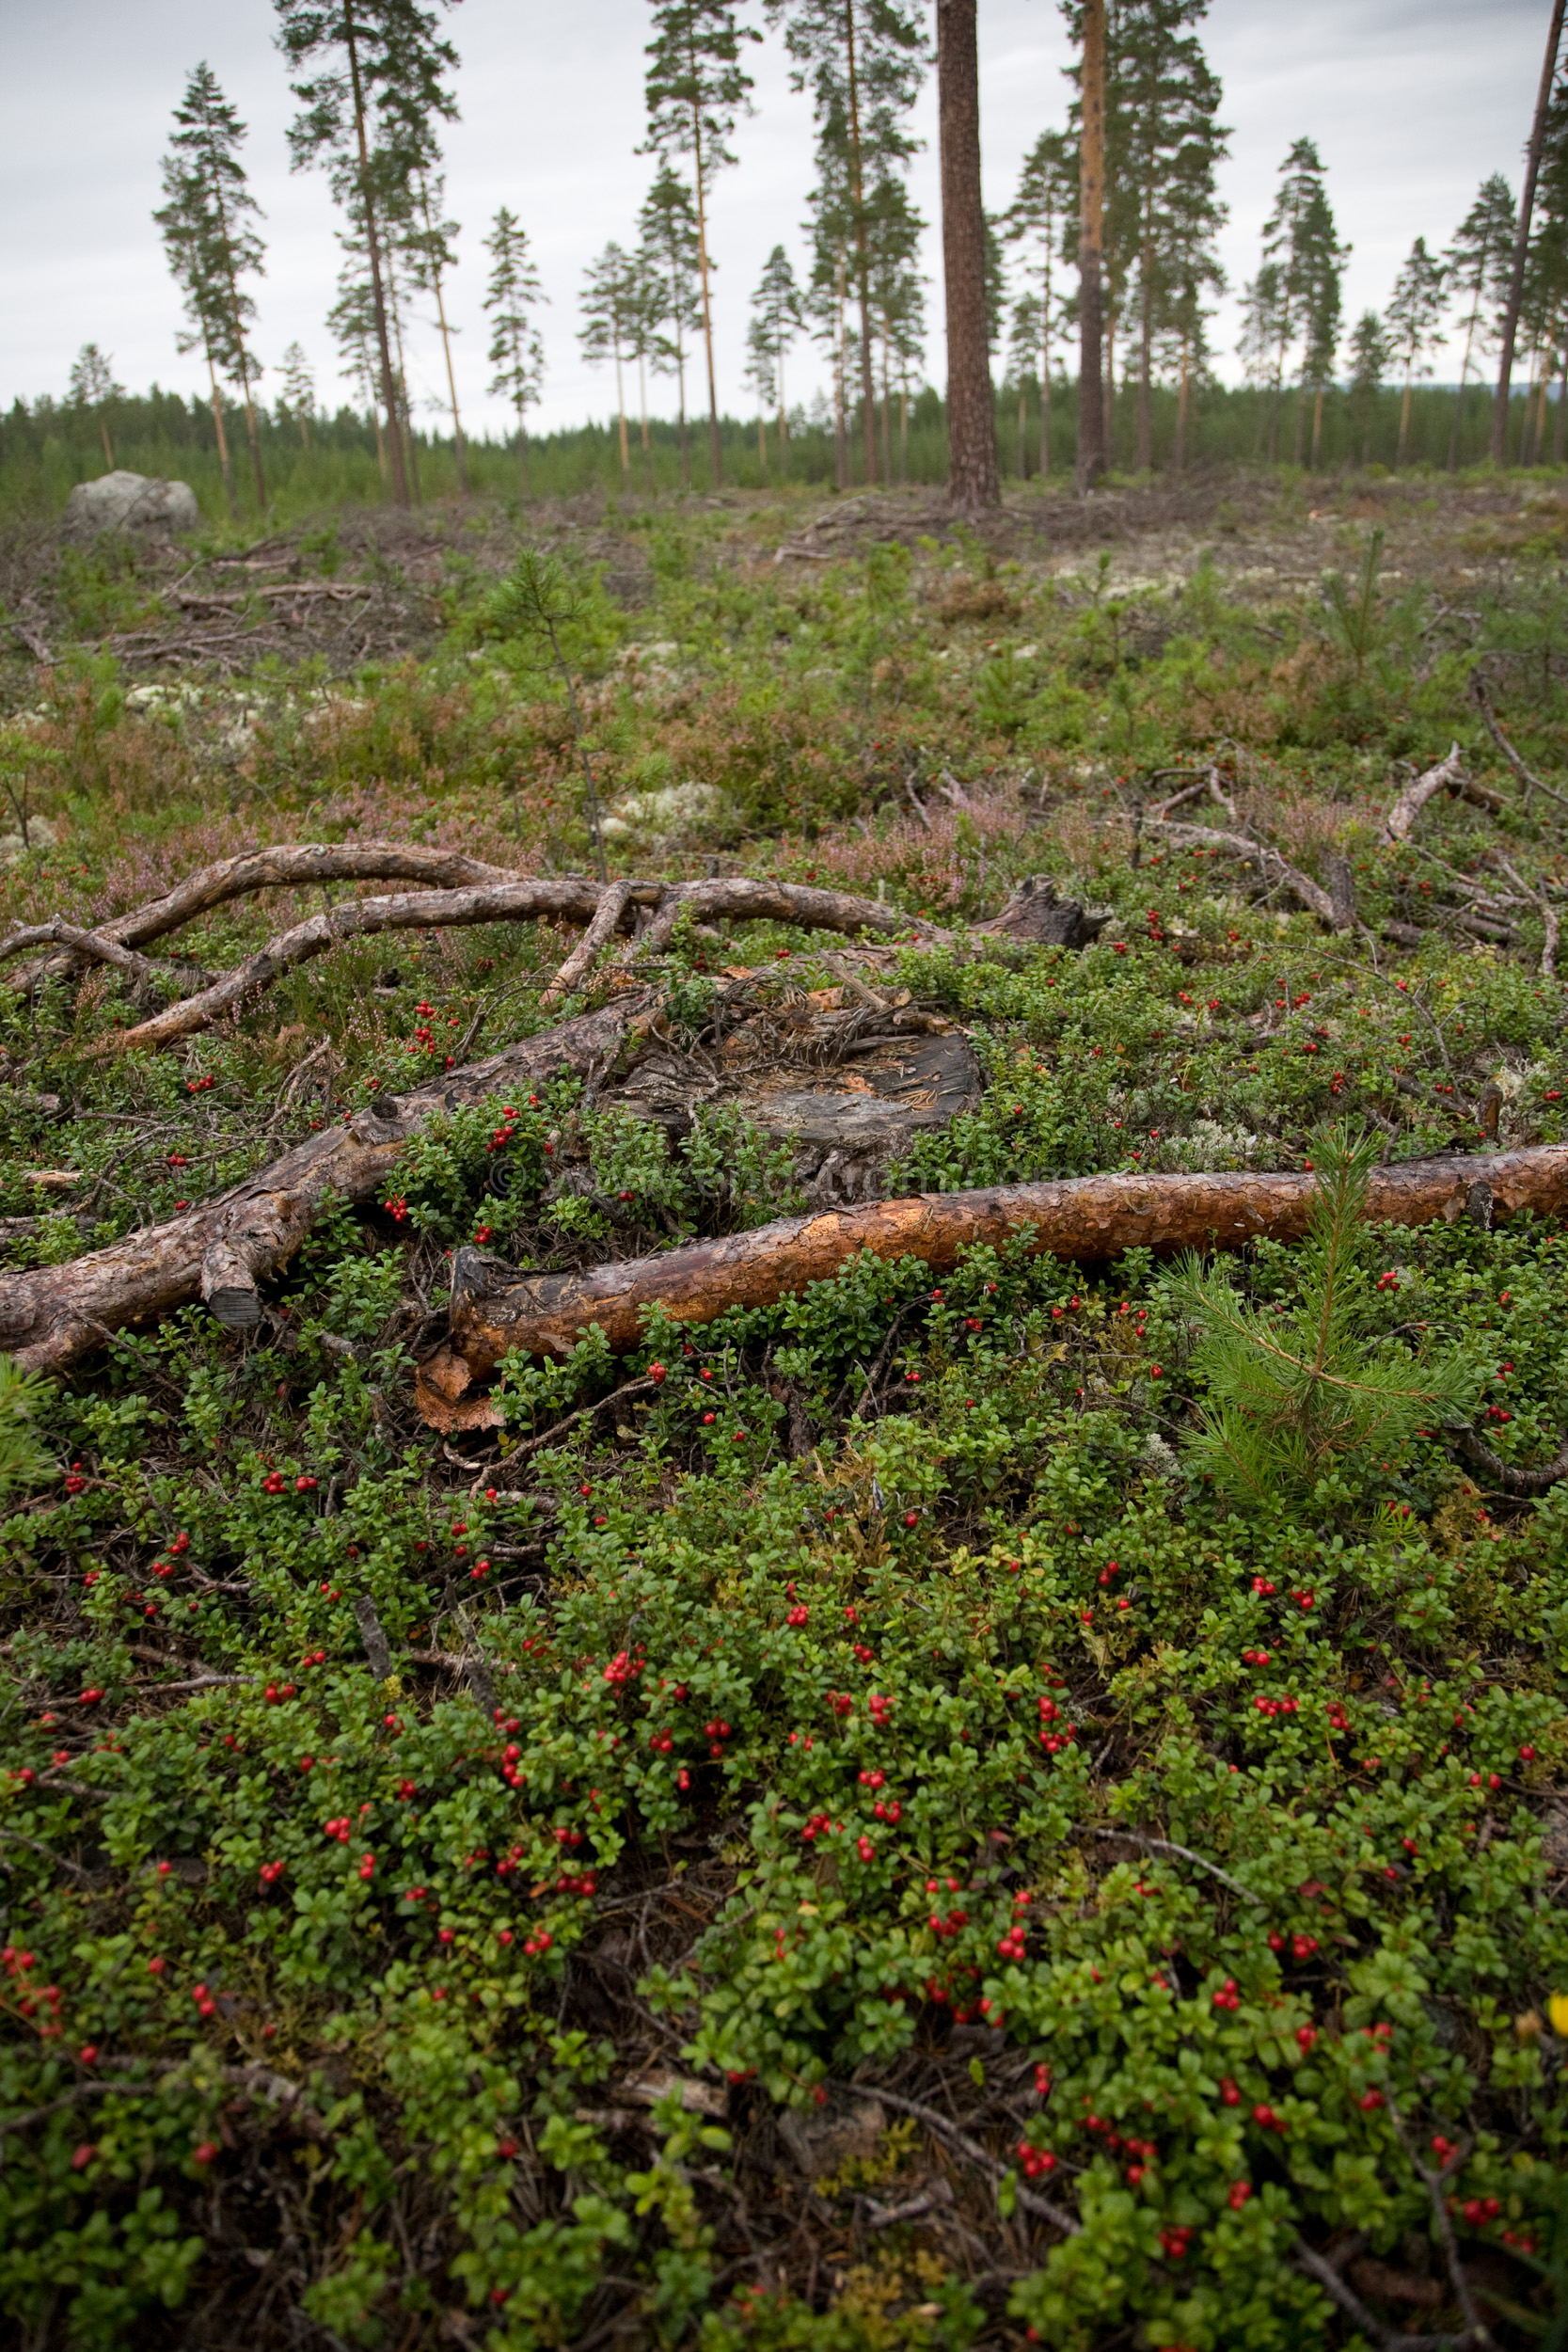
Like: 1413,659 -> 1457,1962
1,0 -> 1555,442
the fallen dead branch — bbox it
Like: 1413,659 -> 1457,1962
1141,820 -> 1337,925
3,839 -> 951,1051
1382,743 -> 1505,843
1469,671 -> 1568,814
436,1146 -> 1568,1377
0,990 -> 653,1373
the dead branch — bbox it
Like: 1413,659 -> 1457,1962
1468,670 -> 1568,812
1382,743 -> 1499,843
89,867 -> 950,1052
1141,821 -> 1336,924
436,1146 -> 1568,1377
1492,850 -> 1560,977
542,878 -> 632,1007
7,841 -> 521,994
0,918 -> 210,996
1443,1420 -> 1568,1493
0,990 -> 653,1373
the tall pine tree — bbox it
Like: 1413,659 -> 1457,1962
750,246 -> 804,455
274,0 -> 461,508
1005,131 -> 1073,475
935,0 -> 998,511
765,2 -> 925,485
1386,236 -> 1446,468
483,209 -> 546,496
154,63 -> 268,512
404,173 -> 467,490
640,165 -> 704,490
642,0 -> 760,488
1442,174 -> 1515,469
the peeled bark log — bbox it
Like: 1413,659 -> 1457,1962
440,1144 -> 1568,1380
1383,744 -> 1470,843
0,992 -> 654,1374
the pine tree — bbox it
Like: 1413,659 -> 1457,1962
1442,175 -> 1516,469
743,317 -> 776,473
1005,131 -> 1073,474
275,0 -> 461,509
749,246 -> 803,458
280,342 -> 316,447
1259,137 -> 1333,461
765,1 -> 925,486
642,0 -> 760,489
935,0 -> 998,512
1173,1127 -> 1477,1514
155,63 -> 268,511
1386,236 -> 1446,468
580,244 -> 640,485
1491,0 -> 1567,464
1519,81 -> 1568,466
1346,309 -> 1391,467
66,346 -> 123,471
483,208 -> 546,497
865,173 -> 925,477
1006,293 -> 1041,476
1073,0 -> 1107,485
1117,1 -> 1227,473
1161,134 -> 1227,469
640,166 -> 704,490
404,172 -> 467,490
327,213 -> 392,482
1295,185 -> 1349,469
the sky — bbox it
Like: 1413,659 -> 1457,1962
0,0 -> 1556,444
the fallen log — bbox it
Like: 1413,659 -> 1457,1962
436,1145 -> 1568,1384
0,991 -> 654,1374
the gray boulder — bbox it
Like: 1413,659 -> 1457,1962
64,470 -> 200,536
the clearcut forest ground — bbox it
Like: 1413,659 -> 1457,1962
5,465 -> 1568,2352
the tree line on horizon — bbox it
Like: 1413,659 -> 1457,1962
15,0 -> 1568,516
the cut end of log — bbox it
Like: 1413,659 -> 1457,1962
205,1286 -> 263,1331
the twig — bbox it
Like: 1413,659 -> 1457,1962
0,920 -> 209,995
1469,671 -> 1568,812
0,1827 -> 99,1884
1073,1823 -> 1266,1906
1442,1421 -> 1568,1494
1385,2100 -> 1492,2346
1142,820 -> 1336,924
1492,850 -> 1560,977
541,879 -> 633,1008
505,1375 -> 659,1463
835,2083 -> 1080,2236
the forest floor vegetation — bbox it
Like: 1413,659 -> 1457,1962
2,465 -> 1568,2349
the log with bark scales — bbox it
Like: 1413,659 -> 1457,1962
430,1145 -> 1568,1393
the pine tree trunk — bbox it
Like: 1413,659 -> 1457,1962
520,419 -> 532,497
936,0 -> 999,514
845,0 -> 879,484
1076,0 -> 1106,489
757,409 -> 766,474
1398,371 -> 1413,468
686,66 -> 723,488
1041,313 -> 1052,474
1556,336 -> 1568,463
1103,309 -> 1116,464
834,247 -> 849,489
1310,383 -> 1325,469
676,340 -> 691,490
1449,299 -> 1480,470
1175,333 -> 1189,472
206,349 -> 237,520
1017,386 -> 1026,479
614,342 -> 630,482
344,21 -> 409,507
1136,199 -> 1154,471
388,278 -> 421,506
99,415 -> 114,469
900,382 -> 909,480
879,319 -> 893,482
779,337 -> 789,454
1493,0 -> 1567,465
430,260 -> 468,493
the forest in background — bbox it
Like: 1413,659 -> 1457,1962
11,0 -> 1568,526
